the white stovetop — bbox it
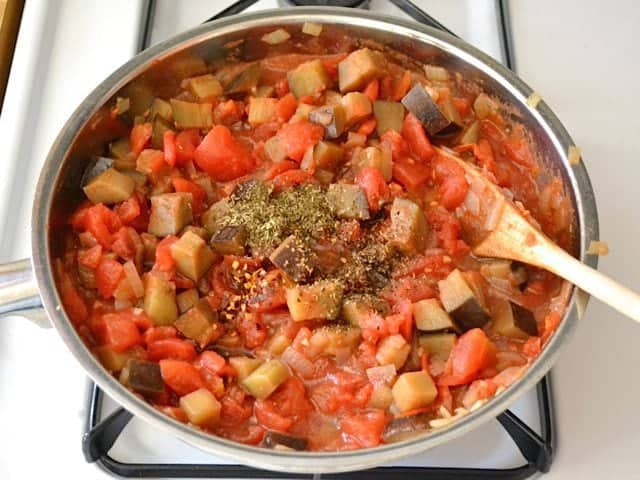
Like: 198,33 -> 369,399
1,1 -> 639,479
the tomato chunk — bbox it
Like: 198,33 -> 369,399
101,313 -> 142,352
276,121 -> 324,162
402,113 -> 435,163
95,258 -> 124,299
159,359 -> 206,396
195,125 -> 254,181
439,328 -> 497,386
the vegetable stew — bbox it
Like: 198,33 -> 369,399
55,25 -> 573,452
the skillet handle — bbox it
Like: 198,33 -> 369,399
0,259 -> 49,327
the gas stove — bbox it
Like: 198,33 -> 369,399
77,1 -> 553,478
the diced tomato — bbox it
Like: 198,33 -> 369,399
95,257 -> 124,299
310,369 -> 372,414
268,376 -> 313,421
271,169 -> 314,193
100,312 -> 142,352
218,386 -> 253,427
247,269 -> 287,313
541,312 -> 562,344
84,204 -> 122,248
172,177 -> 206,215
78,244 -> 102,269
254,399 -> 293,432
504,134 -> 536,170
321,53 -> 347,79
439,328 -> 497,386
159,359 -> 206,396
143,326 -> 177,346
195,125 -> 254,181
358,311 -> 389,344
275,93 -> 298,122
357,117 -> 377,137
402,113 -> 435,163
195,350 -> 226,375
237,313 -> 267,349
276,121 -> 324,162
522,336 -> 542,358
462,379 -> 497,409
392,70 -> 412,101
389,298 -> 414,342
174,129 -> 201,166
157,405 -> 188,423
111,226 -> 142,263
392,157 -> 431,191
434,155 -> 469,210
130,122 -> 152,156
148,338 -> 197,362
274,77 -> 289,97
340,410 -> 387,448
356,167 -> 389,213
473,138 -> 496,174
453,97 -> 470,117
263,160 -> 297,181
214,99 -> 245,125
114,195 -> 141,225
382,276 -> 435,305
380,130 -> 409,162
152,235 -> 178,276
163,130 -> 177,167
58,270 -> 88,325
363,78 -> 379,102
217,425 -> 265,446
392,252 -> 453,280
173,274 -> 196,290
379,75 -> 394,100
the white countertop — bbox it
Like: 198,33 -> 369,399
0,1 -> 639,478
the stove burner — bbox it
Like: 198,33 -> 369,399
278,0 -> 369,8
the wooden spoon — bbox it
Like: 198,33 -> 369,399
435,146 -> 640,321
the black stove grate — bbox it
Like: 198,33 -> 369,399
83,1 -> 554,478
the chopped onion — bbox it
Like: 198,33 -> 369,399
123,261 -> 144,298
114,299 -> 133,311
281,347 -> 314,378
587,240 -> 609,256
473,93 -> 498,119
366,364 -> 397,386
302,22 -> 323,36
568,145 -> 581,165
526,92 -> 541,109
463,189 -> 480,215
261,28 -> 291,45
483,197 -> 504,231
424,64 -> 450,82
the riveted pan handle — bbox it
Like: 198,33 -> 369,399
0,259 -> 49,327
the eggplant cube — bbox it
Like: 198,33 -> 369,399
179,388 -> 221,427
170,231 -> 216,281
417,333 -> 456,362
438,269 -> 490,332
262,432 -> 308,451
185,74 -> 223,100
491,300 -> 538,339
242,359 -> 290,399
392,371 -> 437,413
127,359 -> 164,395
83,167 -> 136,205
210,225 -> 247,256
285,280 -> 344,322
341,92 -> 372,126
338,48 -> 384,93
389,198 -> 428,255
309,104 -> 346,139
356,146 -> 393,182
413,298 -> 456,332
143,274 -> 178,326
287,59 -> 331,98
373,101 -> 405,136
202,199 -> 230,236
376,334 -> 411,369
174,298 -> 220,347
248,97 -> 277,125
148,192 -> 193,237
327,184 -> 370,220
401,83 -> 450,136
269,235 -> 314,283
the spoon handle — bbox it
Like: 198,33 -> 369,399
542,246 -> 640,321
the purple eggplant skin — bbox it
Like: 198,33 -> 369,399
261,431 -> 308,451
401,84 -> 461,136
